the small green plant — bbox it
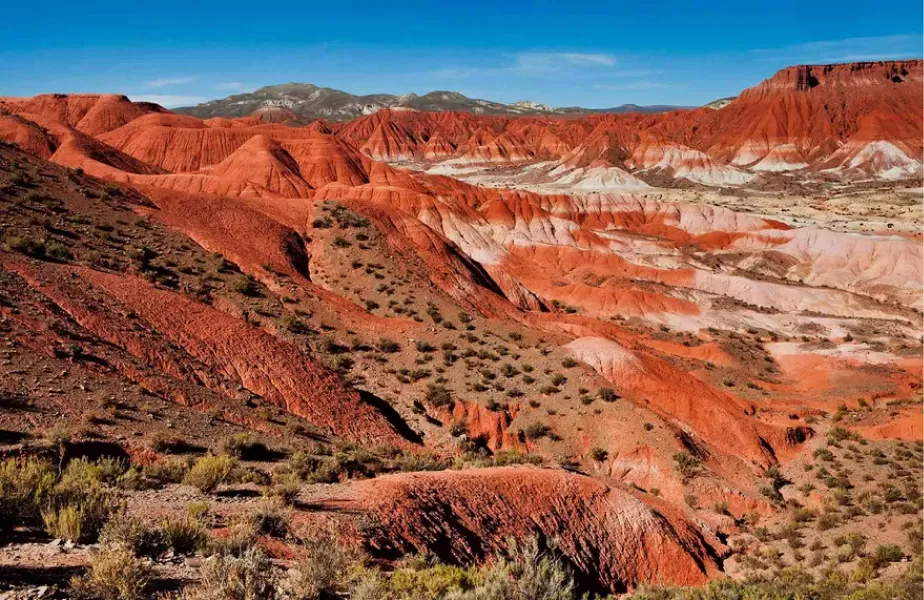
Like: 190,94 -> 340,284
160,517 -> 207,555
221,433 -> 269,460
232,275 -> 261,297
598,387 -> 620,402
523,423 -> 551,440
377,338 -> 401,353
425,384 -> 453,408
673,452 -> 702,482
184,454 -> 237,493
0,457 -> 56,532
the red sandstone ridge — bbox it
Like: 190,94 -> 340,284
326,60 -> 922,185
347,467 -> 725,593
0,94 -> 165,136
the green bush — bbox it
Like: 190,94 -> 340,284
160,517 -> 207,555
0,457 -> 56,532
41,488 -> 117,543
673,452 -> 702,482
232,275 -> 261,297
523,423 -> 551,440
142,457 -> 190,485
184,454 -> 237,493
873,544 -> 904,566
221,433 -> 269,459
425,384 -> 453,408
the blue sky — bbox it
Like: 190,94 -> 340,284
1,1 -> 921,108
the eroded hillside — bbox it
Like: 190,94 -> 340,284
0,60 -> 921,598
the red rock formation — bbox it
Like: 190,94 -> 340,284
4,256 -> 410,446
0,93 -> 164,135
349,467 -> 725,592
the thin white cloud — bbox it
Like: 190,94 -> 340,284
750,34 -> 923,62
432,51 -> 622,79
594,81 -> 679,91
215,82 -> 245,91
513,52 -> 616,72
146,76 -> 196,88
129,94 -> 208,108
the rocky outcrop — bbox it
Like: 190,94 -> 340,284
350,467 -> 725,593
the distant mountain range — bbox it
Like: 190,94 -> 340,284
173,83 -> 692,121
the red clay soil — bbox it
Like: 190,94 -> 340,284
348,466 -> 726,593
2,256 -> 411,446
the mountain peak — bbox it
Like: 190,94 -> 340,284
175,83 -> 688,121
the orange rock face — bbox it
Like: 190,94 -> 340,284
350,467 -> 725,592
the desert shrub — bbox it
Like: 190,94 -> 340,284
391,452 -> 449,472
72,544 -> 152,600
184,454 -> 237,493
250,505 -> 290,538
491,450 -> 542,467
589,447 -> 609,462
115,466 -> 155,491
161,517 -> 208,555
673,452 -> 702,482
221,433 -> 269,460
280,529 -> 365,599
523,423 -> 551,440
232,275 -> 261,297
0,457 -> 56,532
43,460 -> 121,543
281,314 -> 311,334
99,513 -> 165,558
816,512 -> 839,531
416,340 -> 437,352
184,546 -> 273,600
873,544 -> 904,566
265,471 -> 301,505
387,562 -> 483,600
425,384 -> 453,408
143,457 -> 190,485
598,387 -> 619,402
792,508 -> 817,523
446,536 -> 575,600
378,338 -> 401,353
59,457 -> 125,489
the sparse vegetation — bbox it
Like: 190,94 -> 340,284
184,454 -> 237,493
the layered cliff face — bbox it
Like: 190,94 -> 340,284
326,60 -> 923,187
0,60 -> 920,593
